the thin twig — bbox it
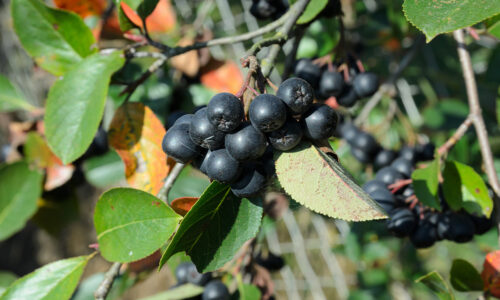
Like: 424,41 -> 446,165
354,35 -> 424,126
437,117 -> 473,156
261,0 -> 311,77
94,262 -> 121,300
157,163 -> 185,203
453,29 -> 500,243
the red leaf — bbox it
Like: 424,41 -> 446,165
200,60 -> 243,95
482,250 -> 500,296
170,197 -> 198,216
108,102 -> 175,194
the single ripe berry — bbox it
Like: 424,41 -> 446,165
172,114 -> 193,127
162,124 -> 201,164
268,119 -> 303,151
438,212 -> 475,243
225,123 -> 267,161
352,72 -> 378,98
352,132 -> 379,155
197,150 -> 212,174
391,157 -> 413,178
319,71 -> 344,97
277,77 -> 314,115
363,180 -> 387,194
339,122 -> 360,144
202,280 -> 230,300
294,59 -> 321,88
250,0 -> 276,19
300,104 -> 338,140
470,214 -> 493,235
416,142 -> 435,162
374,149 -> 397,169
255,252 -> 285,271
387,208 -> 416,237
375,166 -> 404,185
399,146 -> 417,163
350,147 -> 371,163
166,111 -> 187,128
249,94 -> 287,132
231,164 -> 267,198
337,85 -> 358,107
189,108 -> 225,150
205,149 -> 241,183
410,219 -> 437,248
175,262 -> 196,284
368,188 -> 396,213
207,93 -> 244,132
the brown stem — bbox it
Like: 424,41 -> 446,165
94,262 -> 121,300
437,117 -> 473,156
453,29 -> 500,243
157,163 -> 185,203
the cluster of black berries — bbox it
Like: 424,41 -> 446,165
173,262 -> 229,300
340,125 -> 495,248
162,78 -> 338,198
250,0 -> 288,20
294,58 -> 379,107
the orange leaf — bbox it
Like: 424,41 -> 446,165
482,250 -> 500,296
53,0 -> 106,18
108,102 -> 175,194
120,0 -> 176,33
200,60 -> 243,95
45,164 -> 75,191
170,38 -> 200,77
170,197 -> 198,216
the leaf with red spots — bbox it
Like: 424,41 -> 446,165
200,60 -> 243,95
170,197 -> 198,216
108,102 -> 175,195
482,250 -> 500,297
274,141 -> 387,221
442,160 -> 493,218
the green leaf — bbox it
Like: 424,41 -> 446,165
0,272 -> 17,296
487,15 -> 500,40
45,51 -> 125,164
274,141 -> 387,221
416,271 -> 455,300
296,0 -> 328,24
117,1 -> 139,32
159,182 -> 263,272
82,151 -> 126,188
402,0 -> 500,42
139,284 -> 204,300
412,158 -> 441,210
122,0 -> 159,20
0,254 -> 94,300
0,75 -> 35,112
237,281 -> 261,300
0,161 -> 43,241
449,259 -> 483,292
94,188 -> 181,263
11,0 -> 96,75
442,160 -> 493,217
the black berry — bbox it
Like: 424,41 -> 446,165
162,124 -> 202,164
175,262 -> 195,284
268,119 -> 303,151
339,122 -> 360,144
350,147 -> 371,163
205,149 -> 242,183
399,146 -> 417,163
374,149 -> 397,169
294,59 -> 321,88
352,132 -> 379,155
391,157 -> 413,178
352,72 -> 378,98
368,188 -> 396,213
249,94 -> 287,132
375,166 -> 404,185
277,77 -> 314,115
300,104 -> 338,140
319,71 -> 344,97
387,208 -> 417,237
410,219 -> 437,248
207,93 -> 244,132
231,164 -> 267,198
225,123 -> 267,161
166,111 -> 187,128
337,85 -> 358,107
189,108 -> 225,150
363,180 -> 387,194
202,280 -> 230,300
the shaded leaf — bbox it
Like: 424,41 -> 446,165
32,196 -> 79,236
159,182 -> 263,272
403,0 -> 500,42
120,0 -> 176,33
108,102 -> 174,195
274,141 -> 387,221
482,250 -> 500,297
200,60 -> 243,95
296,0 -> 328,24
0,161 -> 43,241
12,0 -> 96,75
450,259 -> 483,292
94,188 -> 181,263
443,160 -> 493,217
170,197 -> 198,216
412,158 -> 441,210
82,151 -> 126,188
139,283 -> 204,300
0,272 -> 17,296
0,75 -> 35,112
416,271 -> 455,300
45,51 -> 125,164
0,254 -> 94,300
